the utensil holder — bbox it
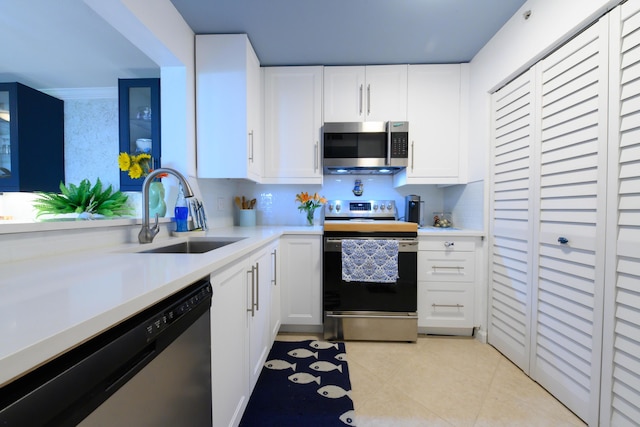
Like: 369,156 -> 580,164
238,209 -> 256,227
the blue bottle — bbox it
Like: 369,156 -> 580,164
174,185 -> 189,232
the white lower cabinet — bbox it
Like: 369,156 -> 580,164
210,240 -> 279,427
210,260 -> 250,427
279,235 -> 322,329
418,235 -> 480,335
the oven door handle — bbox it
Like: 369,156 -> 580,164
325,312 -> 418,319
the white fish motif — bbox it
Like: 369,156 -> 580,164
317,385 -> 351,399
288,372 -> 321,385
309,340 -> 339,350
264,359 -> 296,371
334,353 -> 347,362
339,410 -> 356,426
288,348 -> 319,359
309,361 -> 343,373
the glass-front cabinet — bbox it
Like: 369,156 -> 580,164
0,82 -> 64,192
118,78 -> 161,191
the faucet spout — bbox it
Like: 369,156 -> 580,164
138,168 -> 194,244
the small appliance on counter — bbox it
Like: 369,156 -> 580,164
405,195 -> 424,227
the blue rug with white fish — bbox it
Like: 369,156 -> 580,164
239,340 -> 356,427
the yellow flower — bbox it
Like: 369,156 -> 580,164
118,152 -> 131,171
118,152 -> 153,179
128,162 -> 143,179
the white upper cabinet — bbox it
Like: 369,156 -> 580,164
323,65 -> 408,122
394,64 -> 468,186
263,66 -> 323,184
195,34 -> 262,181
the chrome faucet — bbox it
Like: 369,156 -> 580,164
138,168 -> 195,244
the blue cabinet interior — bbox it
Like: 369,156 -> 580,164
0,82 -> 64,192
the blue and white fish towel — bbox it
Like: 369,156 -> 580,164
341,239 -> 399,283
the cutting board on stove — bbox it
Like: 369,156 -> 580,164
323,221 -> 418,232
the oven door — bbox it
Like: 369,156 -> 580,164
323,237 -> 417,312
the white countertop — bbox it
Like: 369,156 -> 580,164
0,223 -> 482,387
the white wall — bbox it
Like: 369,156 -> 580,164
467,0 -> 620,182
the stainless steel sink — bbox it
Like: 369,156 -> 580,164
137,237 -> 246,254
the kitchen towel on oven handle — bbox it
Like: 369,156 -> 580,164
341,239 -> 399,283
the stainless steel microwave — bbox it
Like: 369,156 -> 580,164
323,121 -> 409,174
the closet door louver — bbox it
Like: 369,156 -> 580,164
533,18 -> 609,425
488,70 -> 536,371
601,2 -> 640,425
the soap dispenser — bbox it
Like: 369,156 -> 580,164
174,184 -> 189,232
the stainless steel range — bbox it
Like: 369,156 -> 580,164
323,200 -> 418,342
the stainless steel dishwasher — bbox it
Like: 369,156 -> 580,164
0,278 -> 212,427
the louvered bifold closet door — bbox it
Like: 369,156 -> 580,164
533,18 -> 609,425
601,2 -> 640,426
488,70 -> 536,371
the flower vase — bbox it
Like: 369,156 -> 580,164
305,208 -> 316,226
148,181 -> 167,218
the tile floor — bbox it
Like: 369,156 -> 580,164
276,333 -> 586,427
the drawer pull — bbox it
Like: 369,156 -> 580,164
557,237 -> 569,244
444,241 -> 454,247
432,266 -> 463,272
432,304 -> 464,309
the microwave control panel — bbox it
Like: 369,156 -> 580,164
390,132 -> 409,158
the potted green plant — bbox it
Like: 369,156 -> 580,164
33,178 -> 133,220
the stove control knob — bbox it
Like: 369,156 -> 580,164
335,204 -> 341,212
328,204 -> 334,211
386,203 -> 393,210
373,204 -> 379,210
380,204 -> 385,211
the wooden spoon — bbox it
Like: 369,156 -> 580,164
234,196 -> 242,209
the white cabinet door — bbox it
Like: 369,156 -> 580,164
247,246 -> 272,389
600,3 -> 640,425
196,34 -> 262,181
211,262 -> 249,427
279,235 -> 322,326
263,66 -> 323,183
394,64 -> 464,186
323,65 -> 407,122
323,66 -> 365,122
488,69 -> 536,372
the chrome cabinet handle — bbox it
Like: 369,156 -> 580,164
359,84 -> 363,116
444,241 -> 454,247
271,249 -> 277,286
314,141 -> 319,172
247,267 -> 255,317
411,141 -> 415,171
432,303 -> 464,309
248,130 -> 254,162
558,237 -> 569,244
254,263 -> 259,311
432,266 -> 463,272
367,84 -> 371,115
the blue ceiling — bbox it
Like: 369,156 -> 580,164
170,0 -> 528,66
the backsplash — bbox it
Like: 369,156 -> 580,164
196,176 -> 484,230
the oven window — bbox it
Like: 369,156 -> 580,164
323,250 -> 417,312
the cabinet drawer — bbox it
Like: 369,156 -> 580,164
419,236 -> 476,251
418,283 -> 474,328
418,251 -> 475,282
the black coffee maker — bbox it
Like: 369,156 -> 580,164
405,195 -> 421,224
